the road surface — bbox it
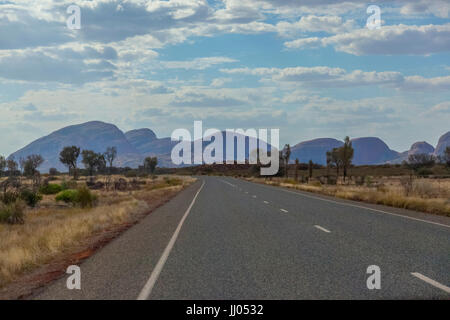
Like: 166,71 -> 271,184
34,176 -> 450,299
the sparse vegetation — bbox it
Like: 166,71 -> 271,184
0,174 -> 195,288
249,176 -> 450,217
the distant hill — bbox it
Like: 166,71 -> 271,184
8,121 -> 142,172
434,131 -> 450,156
350,137 -> 399,165
389,141 -> 435,164
6,121 -> 449,172
290,138 -> 343,165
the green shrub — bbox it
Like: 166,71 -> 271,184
56,189 -> 79,204
55,187 -> 97,208
20,189 -> 42,207
0,200 -> 25,224
40,183 -> 62,195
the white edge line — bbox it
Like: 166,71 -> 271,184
280,209 -> 288,213
236,179 -> 450,229
264,201 -> 269,204
137,181 -> 205,300
411,272 -> 450,294
314,225 -> 331,233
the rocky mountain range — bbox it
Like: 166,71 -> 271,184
7,121 -> 450,172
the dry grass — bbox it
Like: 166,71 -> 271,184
0,175 -> 195,287
249,177 -> 450,217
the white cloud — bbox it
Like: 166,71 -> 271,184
161,57 -> 237,70
276,15 -> 355,37
285,23 -> 450,55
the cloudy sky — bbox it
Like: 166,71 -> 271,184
1,0 -> 449,156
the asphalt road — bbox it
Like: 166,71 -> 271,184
34,176 -> 450,300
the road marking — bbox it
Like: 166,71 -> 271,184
137,181 -> 205,300
264,201 -> 269,204
253,195 -> 257,198
245,191 -> 249,194
220,180 -> 236,187
280,209 -> 288,213
314,225 -> 331,233
237,179 -> 450,229
411,272 -> 450,294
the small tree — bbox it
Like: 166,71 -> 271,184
0,155 -> 6,177
60,146 -> 81,180
330,148 -> 341,178
23,154 -> 44,177
283,144 -> 291,178
339,136 -> 354,183
144,157 -> 158,174
6,158 -> 18,176
308,160 -> 313,180
104,146 -> 117,174
326,151 -> 332,177
82,150 -> 106,176
49,168 -> 59,176
294,158 -> 299,182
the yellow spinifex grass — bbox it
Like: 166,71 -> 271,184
0,199 -> 149,286
251,177 -> 450,217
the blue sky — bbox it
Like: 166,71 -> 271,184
0,0 -> 449,156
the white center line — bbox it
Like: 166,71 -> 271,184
411,272 -> 450,294
245,191 -> 248,194
253,195 -> 257,198
314,225 -> 331,233
264,201 -> 269,204
220,180 -> 236,187
280,209 -> 288,213
137,181 -> 205,300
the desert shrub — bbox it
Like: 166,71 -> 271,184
283,179 -> 298,185
61,180 -> 78,190
0,191 -> 19,205
365,176 -> 373,187
163,177 -> 183,186
412,180 -> 437,198
39,183 -> 62,195
77,186 -> 97,208
355,176 -> 365,186
55,187 -> 97,208
308,180 -> 322,187
417,168 -> 433,177
20,189 -> 42,207
0,200 -> 25,224
327,176 -> 337,185
124,170 -> 138,178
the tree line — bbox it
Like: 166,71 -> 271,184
0,146 -> 159,179
278,139 -> 450,181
